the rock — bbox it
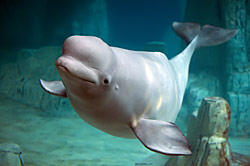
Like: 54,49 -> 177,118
167,97 -> 233,166
175,72 -> 223,133
0,47 -> 74,117
0,143 -> 24,166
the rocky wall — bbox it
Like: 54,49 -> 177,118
220,0 -> 250,137
0,0 -> 109,117
0,47 -> 74,117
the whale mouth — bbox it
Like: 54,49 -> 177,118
55,56 -> 100,85
56,65 -> 96,84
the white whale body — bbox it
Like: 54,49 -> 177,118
40,22 -> 237,155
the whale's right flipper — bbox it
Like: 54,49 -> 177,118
40,79 -> 67,97
131,118 -> 191,156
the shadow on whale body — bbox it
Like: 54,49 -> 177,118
40,22 -> 237,156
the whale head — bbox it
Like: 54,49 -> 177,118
55,36 -> 118,105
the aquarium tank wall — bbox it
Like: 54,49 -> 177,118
0,0 -> 249,166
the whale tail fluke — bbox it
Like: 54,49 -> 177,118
172,22 -> 237,49
168,22 -> 237,122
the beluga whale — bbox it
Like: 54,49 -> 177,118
40,22 -> 237,155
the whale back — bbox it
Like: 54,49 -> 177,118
110,47 -> 182,123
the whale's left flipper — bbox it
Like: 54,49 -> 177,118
131,118 -> 191,156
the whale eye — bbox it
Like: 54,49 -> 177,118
103,75 -> 111,85
103,78 -> 109,84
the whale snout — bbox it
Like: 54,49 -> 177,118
55,56 -> 66,67
55,56 -> 99,85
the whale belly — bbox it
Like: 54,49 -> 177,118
69,95 -> 137,138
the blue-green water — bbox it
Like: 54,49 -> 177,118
0,0 -> 249,165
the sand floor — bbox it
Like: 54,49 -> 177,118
0,96 -> 249,166
0,96 -> 168,166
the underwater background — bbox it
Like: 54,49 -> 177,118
0,0 -> 249,165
